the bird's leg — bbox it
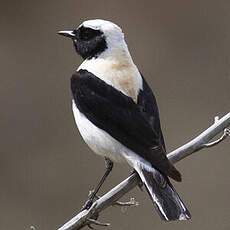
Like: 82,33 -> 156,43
81,158 -> 113,211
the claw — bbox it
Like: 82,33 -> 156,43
81,199 -> 94,211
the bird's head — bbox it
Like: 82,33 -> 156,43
58,19 -> 126,60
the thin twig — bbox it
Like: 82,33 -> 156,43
112,197 -> 139,207
93,192 -> 139,207
58,113 -> 230,230
87,219 -> 110,227
203,128 -> 230,148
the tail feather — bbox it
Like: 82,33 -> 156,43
125,155 -> 191,221
139,167 -> 191,221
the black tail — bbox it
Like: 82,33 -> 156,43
136,165 -> 191,221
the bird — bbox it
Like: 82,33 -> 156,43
58,19 -> 191,221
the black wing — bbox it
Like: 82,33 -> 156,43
137,75 -> 166,150
71,69 -> 180,181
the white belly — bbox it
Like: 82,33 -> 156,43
72,101 -> 128,163
72,101 -> 154,172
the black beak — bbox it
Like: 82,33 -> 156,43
58,30 -> 75,38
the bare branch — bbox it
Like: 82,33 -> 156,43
58,113 -> 230,230
167,112 -> 230,164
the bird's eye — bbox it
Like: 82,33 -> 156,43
79,27 -> 100,41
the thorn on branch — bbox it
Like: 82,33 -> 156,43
203,128 -> 230,148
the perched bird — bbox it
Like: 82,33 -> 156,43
58,19 -> 191,221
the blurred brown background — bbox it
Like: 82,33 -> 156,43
0,0 -> 229,229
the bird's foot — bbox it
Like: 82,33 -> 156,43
81,198 -> 94,211
80,189 -> 99,211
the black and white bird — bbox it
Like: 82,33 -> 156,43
58,19 -> 191,221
